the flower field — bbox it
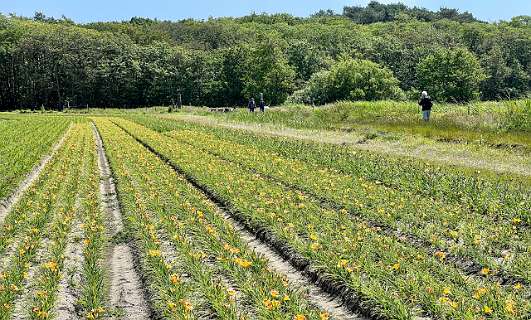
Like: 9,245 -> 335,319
0,116 -> 70,201
0,113 -> 528,320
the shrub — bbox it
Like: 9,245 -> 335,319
417,48 -> 485,102
293,58 -> 404,105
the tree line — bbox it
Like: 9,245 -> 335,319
0,1 -> 529,110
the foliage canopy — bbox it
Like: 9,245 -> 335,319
0,2 -> 529,109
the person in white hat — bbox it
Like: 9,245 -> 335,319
418,91 -> 433,122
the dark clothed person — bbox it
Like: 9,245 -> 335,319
248,98 -> 256,112
418,91 -> 433,121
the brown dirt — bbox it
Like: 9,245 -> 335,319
53,214 -> 84,320
92,123 -> 150,320
218,209 -> 365,320
11,244 -> 50,320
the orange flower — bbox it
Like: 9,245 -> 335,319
169,274 -> 180,285
434,251 -> 446,261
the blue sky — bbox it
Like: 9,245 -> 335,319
0,1 -> 529,23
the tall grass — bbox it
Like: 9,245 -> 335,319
206,100 -> 531,148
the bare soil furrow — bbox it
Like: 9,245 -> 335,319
53,215 -> 84,320
11,240 -> 51,320
108,244 -> 151,320
0,238 -> 22,273
93,124 -> 123,235
92,123 -> 151,320
219,209 -> 363,320
0,126 -> 71,224
119,127 -> 371,320
171,133 -> 527,286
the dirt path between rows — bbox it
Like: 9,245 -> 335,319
0,125 -> 71,224
53,213 -> 84,320
116,124 -> 369,320
170,114 -> 531,177
220,209 -> 364,320
92,123 -> 151,320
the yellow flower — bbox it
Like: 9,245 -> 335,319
294,315 -> 306,320
320,312 -> 330,320
513,283 -> 523,290
167,301 -> 177,310
234,258 -> 252,268
438,297 -> 449,304
434,251 -> 446,261
283,294 -> 290,302
206,225 -> 216,235
309,233 -> 318,241
473,287 -> 488,299
505,299 -> 516,315
442,287 -> 451,296
480,267 -> 490,276
223,243 -> 240,254
512,217 -> 521,225
180,299 -> 193,312
270,290 -> 279,298
338,259 -> 348,268
263,299 -> 272,310
32,307 -> 49,319
483,305 -> 493,315
148,249 -> 161,257
391,262 -> 400,271
44,261 -> 58,273
310,242 -> 320,252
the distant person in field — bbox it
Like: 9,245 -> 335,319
259,98 -> 266,112
248,98 -> 256,112
418,91 -> 433,122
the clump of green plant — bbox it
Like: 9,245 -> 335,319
501,100 -> 531,132
290,58 -> 405,105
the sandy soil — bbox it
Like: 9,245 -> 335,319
219,209 -> 365,320
93,123 -> 150,320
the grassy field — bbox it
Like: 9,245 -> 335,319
0,105 -> 529,319
195,100 -> 531,149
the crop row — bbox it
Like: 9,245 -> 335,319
113,117 -> 529,319
128,115 -> 529,281
0,116 -> 71,200
129,114 -> 529,225
159,127 -> 529,284
0,121 -> 106,319
95,118 -> 328,319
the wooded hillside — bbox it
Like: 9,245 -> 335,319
0,2 -> 529,109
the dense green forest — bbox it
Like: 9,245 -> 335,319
0,2 -> 529,110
